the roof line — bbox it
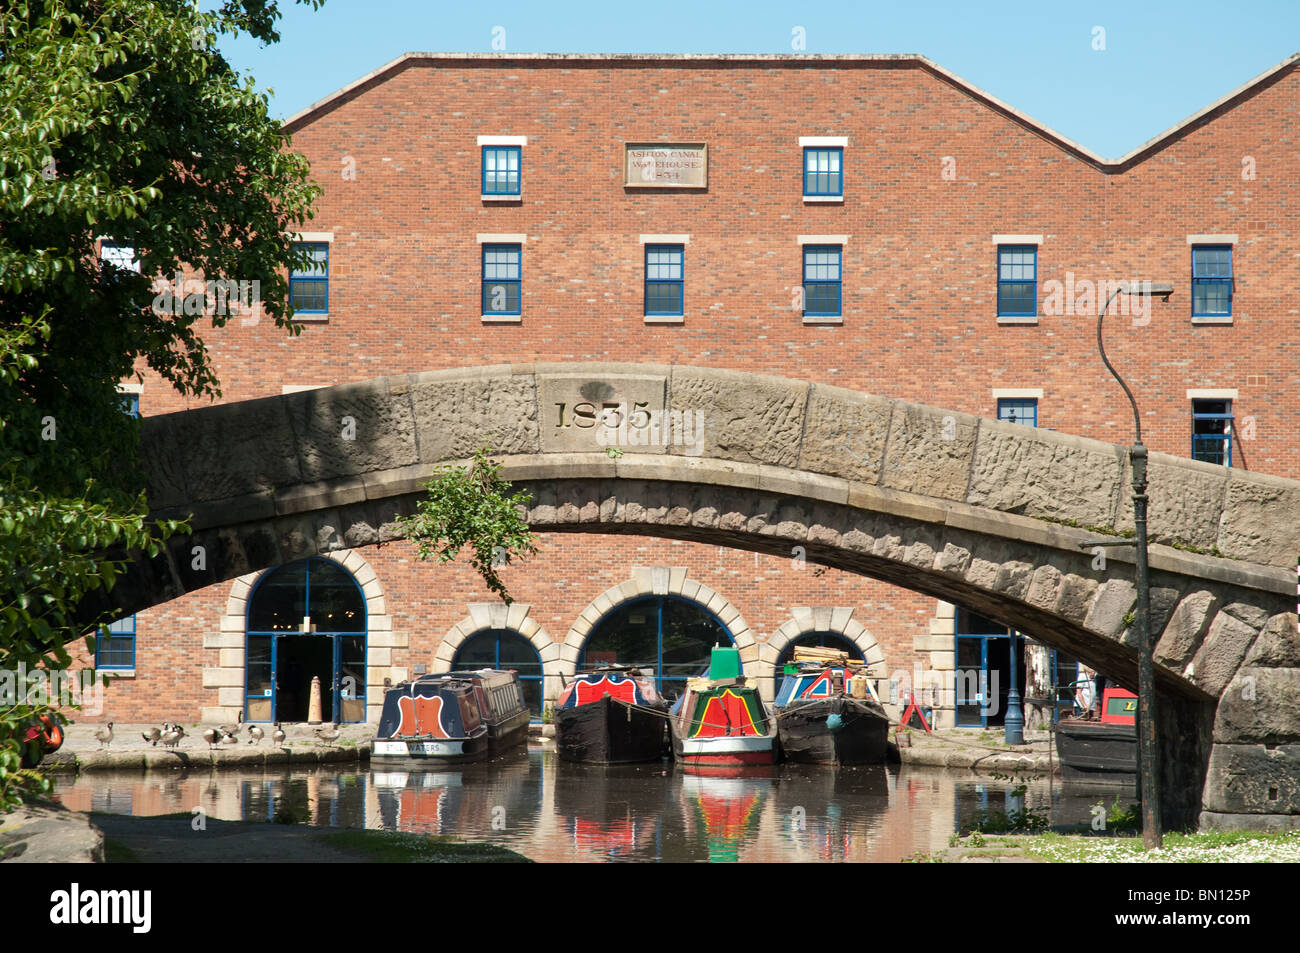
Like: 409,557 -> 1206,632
280,51 -> 1300,170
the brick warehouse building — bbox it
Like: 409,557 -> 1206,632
78,52 -> 1300,730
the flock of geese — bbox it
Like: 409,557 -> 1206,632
91,716 -> 345,751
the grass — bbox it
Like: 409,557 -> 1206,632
323,830 -> 531,863
1016,828 -> 1300,863
103,838 -> 140,863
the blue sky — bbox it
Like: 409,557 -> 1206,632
218,0 -> 1299,158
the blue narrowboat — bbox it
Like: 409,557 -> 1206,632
372,668 -> 529,761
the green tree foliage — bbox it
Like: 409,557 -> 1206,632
0,0 -> 323,809
396,449 -> 540,605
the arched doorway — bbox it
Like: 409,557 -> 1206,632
245,557 -> 367,723
775,631 -> 862,668
580,595 -> 734,701
452,628 -> 545,717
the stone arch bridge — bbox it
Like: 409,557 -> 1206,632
106,363 -> 1298,830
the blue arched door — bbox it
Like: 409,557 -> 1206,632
245,557 -> 367,723
580,595 -> 735,701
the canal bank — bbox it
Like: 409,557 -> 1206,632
47,722 -> 1057,774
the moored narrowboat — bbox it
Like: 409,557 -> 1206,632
1055,686 -> 1138,783
669,647 -> 778,771
774,650 -> 891,765
460,668 -> 532,752
554,668 -> 669,764
372,673 -> 490,761
372,668 -> 530,761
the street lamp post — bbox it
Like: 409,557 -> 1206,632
1090,280 -> 1173,851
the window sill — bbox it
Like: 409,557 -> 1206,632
481,194 -> 522,202
292,314 -> 329,323
802,314 -> 843,325
996,315 -> 1039,326
803,195 -> 845,204
481,313 -> 522,323
98,669 -> 136,679
644,314 -> 685,325
1191,315 -> 1233,325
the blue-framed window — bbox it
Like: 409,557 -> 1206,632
482,146 -> 521,196
482,243 -> 522,315
96,615 -> 136,669
644,244 -> 684,316
1191,245 -> 1233,317
996,397 -> 1037,427
997,245 -> 1037,317
290,242 -> 328,314
580,595 -> 735,701
453,628 -> 544,718
803,147 -> 843,197
1191,398 -> 1232,466
802,245 -> 842,317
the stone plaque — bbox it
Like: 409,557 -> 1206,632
624,143 -> 708,188
538,373 -> 671,454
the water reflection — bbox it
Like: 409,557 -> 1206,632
54,750 -> 1137,862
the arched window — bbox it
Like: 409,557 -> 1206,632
454,629 -> 544,717
245,557 -> 366,724
581,596 -> 734,700
776,631 -> 862,669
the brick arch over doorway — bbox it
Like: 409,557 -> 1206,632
765,607 -> 888,684
431,603 -> 554,697
559,566 -> 756,690
208,549 -> 402,725
102,362 -> 1300,829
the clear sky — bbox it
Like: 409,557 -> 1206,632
217,0 -> 1299,158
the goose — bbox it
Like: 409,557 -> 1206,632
161,725 -> 184,750
219,728 -> 239,746
94,722 -> 114,749
271,723 -> 286,747
247,725 -> 264,745
141,726 -> 162,746
218,711 -> 243,737
313,723 -> 341,747
201,727 -> 222,750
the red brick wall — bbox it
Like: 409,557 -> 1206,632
73,534 -> 934,723
141,58 -> 1298,477
105,57 -> 1298,721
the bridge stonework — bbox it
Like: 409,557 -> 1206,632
117,363 -> 1297,830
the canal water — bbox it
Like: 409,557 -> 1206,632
54,749 -> 1137,862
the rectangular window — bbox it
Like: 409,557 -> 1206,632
644,244 -> 684,316
482,146 -> 521,196
482,243 -> 521,315
96,615 -> 136,669
803,147 -> 843,197
997,397 -> 1038,427
120,393 -> 140,418
290,242 -> 329,314
1191,399 -> 1232,466
1192,245 -> 1232,317
802,245 -> 842,317
997,245 -> 1037,317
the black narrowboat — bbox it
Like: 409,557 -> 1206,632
773,653 -> 890,766
554,669 -> 668,764
1055,687 -> 1137,783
